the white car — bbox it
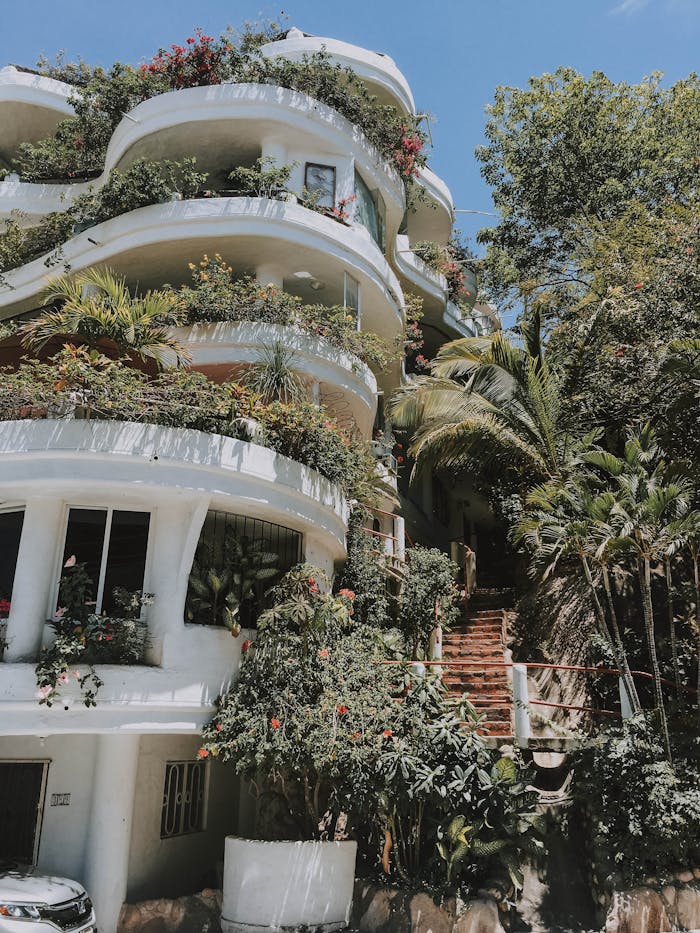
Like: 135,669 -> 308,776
0,867 -> 94,933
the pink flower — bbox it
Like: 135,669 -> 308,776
34,685 -> 53,699
382,729 -> 393,738
338,588 -> 355,601
633,282 -> 644,289
337,705 -> 348,714
57,673 -> 70,686
318,649 -> 329,659
271,717 -> 281,729
63,555 -> 77,568
197,748 -> 209,759
241,639 -> 252,653
215,723 -> 223,731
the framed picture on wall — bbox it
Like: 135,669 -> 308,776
304,163 -> 336,209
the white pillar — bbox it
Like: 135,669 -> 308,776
260,137 -> 287,167
255,263 -> 284,290
394,515 -> 406,562
512,663 -> 531,746
4,498 -> 64,661
84,734 -> 140,933
146,497 -> 208,665
619,677 -> 634,719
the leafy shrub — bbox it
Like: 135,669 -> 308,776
227,157 -> 295,199
200,565 -> 542,894
0,348 -> 376,497
399,546 -> 461,659
338,508 -> 393,630
573,716 -> 700,888
0,159 -> 207,277
174,254 -> 392,369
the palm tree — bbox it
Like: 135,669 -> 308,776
516,479 -> 642,716
20,268 -> 190,368
584,426 -> 693,760
389,315 -> 579,485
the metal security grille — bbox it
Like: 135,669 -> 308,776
160,761 -> 207,838
187,511 -> 303,627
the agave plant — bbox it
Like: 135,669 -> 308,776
242,341 -> 307,405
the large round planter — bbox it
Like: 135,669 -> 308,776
221,836 -> 357,932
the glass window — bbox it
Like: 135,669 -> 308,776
0,510 -> 24,617
186,511 -> 302,628
304,163 -> 336,209
161,761 -> 207,838
61,508 -> 150,614
354,169 -> 380,247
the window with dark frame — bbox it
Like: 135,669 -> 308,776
0,510 -> 24,617
61,508 -> 150,614
160,760 -> 207,838
304,162 -> 336,209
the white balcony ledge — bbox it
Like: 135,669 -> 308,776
0,197 -> 404,338
410,167 -> 455,246
0,419 -> 348,554
392,233 -> 447,314
175,321 -> 378,437
261,31 -> 416,115
0,624 -> 244,735
0,66 -> 74,163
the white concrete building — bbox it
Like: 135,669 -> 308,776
0,28 -> 498,933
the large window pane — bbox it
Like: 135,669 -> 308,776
62,509 -> 107,605
102,511 -> 151,612
354,169 -> 380,246
61,508 -> 149,614
0,510 -> 24,615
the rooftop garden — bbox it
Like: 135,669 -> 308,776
7,23 -> 427,184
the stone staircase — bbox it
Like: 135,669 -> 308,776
442,591 -> 513,738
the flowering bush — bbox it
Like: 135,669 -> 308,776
35,559 -> 152,707
199,565 -> 399,840
19,28 -> 427,184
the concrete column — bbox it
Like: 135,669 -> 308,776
394,515 -> 406,562
147,497 -> 209,666
512,663 -> 531,746
260,137 -> 287,167
255,263 -> 284,290
4,498 -> 64,661
84,733 -> 140,933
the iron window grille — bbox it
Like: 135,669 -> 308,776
160,760 -> 207,838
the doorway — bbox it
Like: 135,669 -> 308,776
0,761 -> 48,863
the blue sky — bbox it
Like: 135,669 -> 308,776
2,0 -> 700,251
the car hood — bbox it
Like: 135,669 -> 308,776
0,870 -> 85,905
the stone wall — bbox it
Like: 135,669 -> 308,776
604,874 -> 700,933
117,890 -> 222,933
351,881 -> 506,933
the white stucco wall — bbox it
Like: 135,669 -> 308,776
0,733 -> 97,880
127,734 -> 238,902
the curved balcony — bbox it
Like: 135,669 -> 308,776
261,28 -> 416,115
0,418 -> 347,731
0,66 -> 74,165
392,232 -> 447,315
409,167 -> 455,246
0,82 -> 405,230
0,418 -> 347,551
0,197 -> 404,340
175,321 -> 378,437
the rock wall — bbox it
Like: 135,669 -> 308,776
351,881 -> 506,933
117,889 -> 222,933
604,875 -> 700,933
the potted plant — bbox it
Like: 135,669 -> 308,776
200,565 -> 399,932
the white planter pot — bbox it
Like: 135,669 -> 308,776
221,836 -> 357,933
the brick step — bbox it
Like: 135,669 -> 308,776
443,642 -> 504,653
443,672 -> 509,683
464,610 -> 505,619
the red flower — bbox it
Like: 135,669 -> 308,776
396,456 -> 404,464
633,282 -> 644,289
338,588 -> 355,600
382,729 -> 393,738
215,723 -> 223,731
197,748 -> 209,759
351,731 -> 361,739
104,634 -> 113,641
318,649 -> 329,659
271,717 -> 281,729
337,705 -> 349,715
241,639 -> 252,653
